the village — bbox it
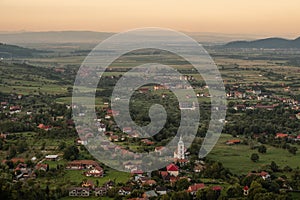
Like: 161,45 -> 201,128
0,47 -> 300,199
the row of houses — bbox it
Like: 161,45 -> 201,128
66,160 -> 104,177
69,185 -> 168,198
1,158 -> 49,180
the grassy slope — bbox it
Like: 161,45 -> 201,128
208,134 -> 300,174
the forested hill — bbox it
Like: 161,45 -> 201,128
0,43 -> 50,58
224,37 -> 300,49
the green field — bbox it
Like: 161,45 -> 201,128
60,196 -> 113,200
208,134 -> 300,174
63,168 -> 130,186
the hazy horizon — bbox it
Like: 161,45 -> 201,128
1,0 -> 300,38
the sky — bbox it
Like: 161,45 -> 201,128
1,0 -> 300,37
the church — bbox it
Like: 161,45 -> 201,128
173,136 -> 189,164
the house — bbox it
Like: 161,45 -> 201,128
109,135 -> 120,142
10,105 -> 21,113
179,102 -> 197,110
104,131 -> 114,136
159,171 -> 170,182
233,104 -> 246,111
76,138 -> 88,145
85,166 -> 104,177
104,180 -> 115,189
170,176 -> 179,186
94,187 -> 107,197
226,139 -> 241,145
0,133 -> 6,139
275,133 -> 288,139
14,163 -> 28,173
137,176 -> 150,184
166,163 -> 179,177
155,146 -> 165,155
66,160 -> 99,170
154,85 -> 168,90
54,67 -> 65,73
255,104 -> 275,110
69,188 -> 90,197
175,158 -> 189,166
143,190 -> 158,198
122,127 -> 132,134
187,183 -> 205,195
82,180 -> 95,189
295,135 -> 300,141
107,109 -> 120,116
128,131 -> 140,138
252,88 -> 262,95
141,139 -> 154,145
123,162 -> 136,171
142,179 -> 157,186
118,187 -> 132,196
212,186 -> 222,192
14,163 -> 35,180
155,186 -> 167,195
131,169 -> 144,176
98,123 -> 106,132
139,88 -> 149,93
194,163 -> 206,173
35,163 -> 48,171
234,91 -> 245,99
45,155 -> 59,161
37,124 -> 52,131
1,101 -> 8,107
260,171 -> 271,180
247,171 -> 271,180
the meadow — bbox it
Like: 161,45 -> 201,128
208,134 -> 300,174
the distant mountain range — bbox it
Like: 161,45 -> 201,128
1,31 -> 300,52
224,37 -> 300,49
0,31 -> 114,45
0,31 -> 264,46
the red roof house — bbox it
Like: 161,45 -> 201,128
167,163 -> 179,177
187,183 -> 205,194
276,133 -> 288,139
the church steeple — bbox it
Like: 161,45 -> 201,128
177,135 -> 185,159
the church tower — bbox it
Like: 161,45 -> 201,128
177,136 -> 185,159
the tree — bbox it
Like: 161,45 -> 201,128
8,145 -> 17,159
288,146 -> 297,155
58,142 -> 66,150
206,188 -> 219,200
45,185 -> 50,198
270,161 -> 279,172
16,141 -> 28,154
175,178 -> 190,191
171,191 -> 191,200
251,153 -> 259,162
258,145 -> 267,154
196,188 -> 207,200
248,181 -> 266,200
226,183 -> 243,198
63,145 -> 79,160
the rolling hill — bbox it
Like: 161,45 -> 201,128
224,37 -> 300,49
0,43 -> 50,58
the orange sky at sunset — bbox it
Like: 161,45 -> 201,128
1,0 -> 300,37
